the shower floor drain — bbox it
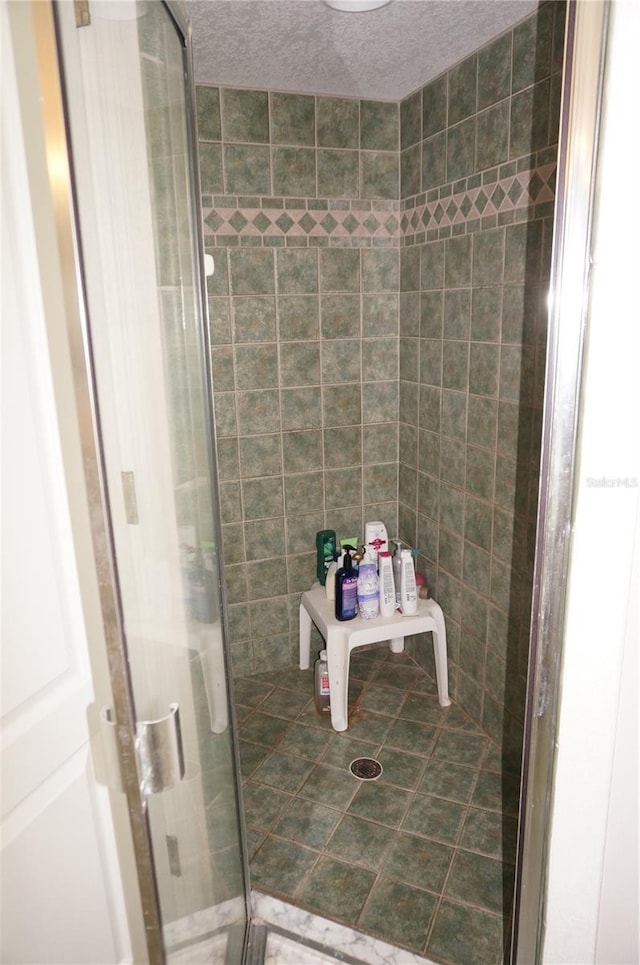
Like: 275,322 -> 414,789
349,758 -> 383,780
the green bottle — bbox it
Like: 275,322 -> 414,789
316,530 -> 337,586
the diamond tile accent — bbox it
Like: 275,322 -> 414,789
507,179 -> 524,205
276,212 -> 295,233
201,163 -> 556,245
204,209 -> 225,231
321,213 -> 339,233
229,210 -> 248,231
491,184 -> 506,208
527,173 -> 544,201
475,191 -> 489,215
253,211 -> 272,232
298,213 -> 316,233
459,195 -> 473,218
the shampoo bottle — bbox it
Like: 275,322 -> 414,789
335,546 -> 358,621
357,548 -> 379,620
399,549 -> 418,616
378,551 -> 396,616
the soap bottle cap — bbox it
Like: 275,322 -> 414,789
342,545 -> 355,571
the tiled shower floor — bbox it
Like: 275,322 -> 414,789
235,645 -> 521,965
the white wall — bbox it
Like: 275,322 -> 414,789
542,1 -> 640,961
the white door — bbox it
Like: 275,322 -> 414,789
1,4 -> 140,962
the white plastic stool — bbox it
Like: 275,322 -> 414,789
299,583 -> 450,732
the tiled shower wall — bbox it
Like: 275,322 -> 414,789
198,88 -> 402,676
196,2 -> 564,749
397,1 -> 565,756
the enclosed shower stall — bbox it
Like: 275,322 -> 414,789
19,0 -> 592,962
193,1 -> 564,961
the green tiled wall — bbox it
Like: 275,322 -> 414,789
200,95 -> 402,676
398,1 -> 565,759
197,2 -> 565,759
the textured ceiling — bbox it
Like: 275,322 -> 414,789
186,0 -> 539,101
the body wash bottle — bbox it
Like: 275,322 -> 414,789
335,547 -> 358,621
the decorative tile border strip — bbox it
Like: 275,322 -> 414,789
202,202 -> 401,242
402,162 -> 556,242
201,163 -> 556,246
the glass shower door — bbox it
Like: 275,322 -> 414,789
54,1 -> 247,959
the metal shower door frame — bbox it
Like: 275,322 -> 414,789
512,1 -> 609,961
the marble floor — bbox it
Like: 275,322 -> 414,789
235,645 -> 521,965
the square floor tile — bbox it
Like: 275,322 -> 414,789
297,703 -> 336,730
472,769 -> 520,814
253,750 -> 315,794
419,758 -> 477,803
445,849 -> 514,916
299,856 -> 376,926
427,898 -> 504,965
234,677 -> 274,707
359,876 -> 438,952
348,780 -> 411,828
260,688 -> 311,720
321,734 -> 381,770
251,837 -> 318,900
299,764 -> 359,810
240,711 -> 292,747
242,781 -> 292,832
372,662 -> 421,691
350,653 -> 383,675
383,830 -> 454,892
277,723 -> 334,761
239,740 -> 270,781
377,746 -> 427,790
434,728 -> 487,767
440,704 -> 486,733
358,683 -> 407,717
345,710 -> 393,743
400,693 -> 449,725
272,798 -> 341,850
460,807 -> 518,861
325,813 -> 396,871
402,792 -> 466,845
274,667 -> 316,694
384,717 -> 438,756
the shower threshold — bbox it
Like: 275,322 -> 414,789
252,892 -> 439,965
